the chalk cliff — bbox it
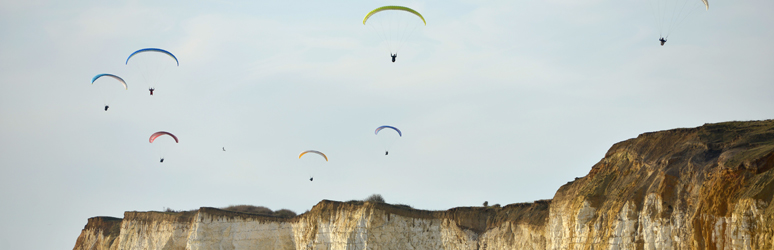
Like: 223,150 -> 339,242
73,120 -> 774,250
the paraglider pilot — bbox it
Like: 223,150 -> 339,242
149,88 -> 155,95
385,151 -> 389,155
104,105 -> 109,111
391,53 -> 397,63
659,37 -> 667,46
309,177 -> 313,181
160,158 -> 164,163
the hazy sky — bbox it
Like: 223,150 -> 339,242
1,0 -> 772,249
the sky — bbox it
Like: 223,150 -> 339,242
0,0 -> 773,249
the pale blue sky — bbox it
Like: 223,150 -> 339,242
1,0 -> 772,249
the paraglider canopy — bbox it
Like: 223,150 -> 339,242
91,74 -> 127,90
149,131 -> 178,143
363,6 -> 426,25
375,125 -> 402,137
299,150 -> 328,161
126,48 -> 179,66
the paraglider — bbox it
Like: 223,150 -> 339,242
222,147 -> 226,151
299,150 -> 327,181
126,48 -> 179,95
363,6 -> 426,62
149,131 -> 178,163
375,125 -> 402,155
91,74 -> 127,111
645,0 -> 708,45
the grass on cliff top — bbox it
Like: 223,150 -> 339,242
700,120 -> 774,168
700,120 -> 774,145
158,205 -> 297,218
162,207 -> 196,213
221,205 -> 297,218
345,194 -> 414,209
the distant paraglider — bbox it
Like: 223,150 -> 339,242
91,74 -> 127,111
645,0 -> 708,45
363,6 -> 426,62
126,48 -> 179,95
299,150 -> 327,181
375,125 -> 402,155
149,131 -> 178,163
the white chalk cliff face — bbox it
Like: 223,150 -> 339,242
74,120 -> 774,250
74,203 -> 525,250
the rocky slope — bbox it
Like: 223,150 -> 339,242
73,120 -> 774,250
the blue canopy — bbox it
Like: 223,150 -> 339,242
126,48 -> 179,66
375,126 -> 402,137
91,74 -> 127,90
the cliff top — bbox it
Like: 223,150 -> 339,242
114,198 -> 552,235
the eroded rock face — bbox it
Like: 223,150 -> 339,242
73,120 -> 774,250
72,217 -> 121,250
547,120 -> 774,250
75,203 -> 546,250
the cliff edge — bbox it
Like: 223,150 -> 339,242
73,120 -> 774,250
